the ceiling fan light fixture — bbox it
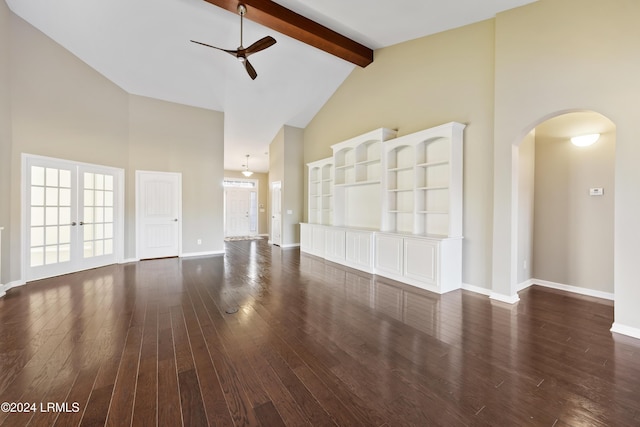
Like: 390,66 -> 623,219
190,2 -> 276,80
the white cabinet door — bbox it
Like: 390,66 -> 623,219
325,228 -> 346,262
404,237 -> 438,286
311,224 -> 325,257
345,231 -> 373,271
374,234 -> 403,276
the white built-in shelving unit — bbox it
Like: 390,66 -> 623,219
383,122 -> 464,237
308,158 -> 334,226
301,122 -> 465,293
332,128 -> 397,229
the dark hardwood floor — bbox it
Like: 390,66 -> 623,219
1,238 -> 639,426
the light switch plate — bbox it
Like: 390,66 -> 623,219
589,188 -> 604,196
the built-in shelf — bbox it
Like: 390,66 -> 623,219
303,122 -> 465,294
388,188 -> 414,193
416,160 -> 449,168
307,158 -> 335,226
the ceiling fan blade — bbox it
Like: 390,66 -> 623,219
243,59 -> 258,80
190,40 -> 238,56
244,36 -> 277,56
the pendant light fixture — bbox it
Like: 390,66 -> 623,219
242,154 -> 253,177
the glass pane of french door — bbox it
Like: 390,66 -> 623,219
81,171 -> 114,258
27,160 -> 78,280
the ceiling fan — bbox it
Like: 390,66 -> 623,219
191,4 -> 276,80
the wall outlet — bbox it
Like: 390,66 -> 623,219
287,209 -> 293,215
197,239 -> 202,245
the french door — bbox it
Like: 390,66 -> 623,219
24,155 -> 123,281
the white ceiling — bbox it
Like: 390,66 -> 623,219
6,0 -> 536,172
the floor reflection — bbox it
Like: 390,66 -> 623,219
299,253 -> 463,344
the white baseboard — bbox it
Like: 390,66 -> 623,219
489,292 -> 520,304
462,283 -> 492,296
280,243 -> 300,249
610,323 -> 640,340
119,258 -> 140,264
531,278 -> 614,301
517,278 -> 535,292
0,279 -> 26,298
180,250 -> 225,258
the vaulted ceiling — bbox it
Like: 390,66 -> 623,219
6,0 -> 536,172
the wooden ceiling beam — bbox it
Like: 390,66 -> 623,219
201,0 -> 373,67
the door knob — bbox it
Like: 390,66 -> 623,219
173,218 -> 178,222
71,221 -> 77,226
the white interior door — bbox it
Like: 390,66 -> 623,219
24,155 -> 122,281
271,181 -> 282,246
136,171 -> 181,259
225,189 -> 251,237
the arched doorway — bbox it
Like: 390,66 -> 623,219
514,111 -> 616,298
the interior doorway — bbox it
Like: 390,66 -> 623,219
514,111 -> 615,297
224,178 -> 258,237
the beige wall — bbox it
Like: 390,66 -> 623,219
517,131 -> 535,285
492,0 -> 640,329
533,118 -> 615,293
269,125 -> 304,246
223,170 -> 269,235
8,12 -> 129,280
3,11 -> 225,283
128,95 -> 224,256
283,126 -> 304,245
304,20 -> 496,289
0,0 -> 11,284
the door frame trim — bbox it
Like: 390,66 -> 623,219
21,153 -> 125,282
135,170 -> 183,260
270,180 -> 282,246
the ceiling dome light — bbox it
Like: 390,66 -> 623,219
571,133 -> 600,147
